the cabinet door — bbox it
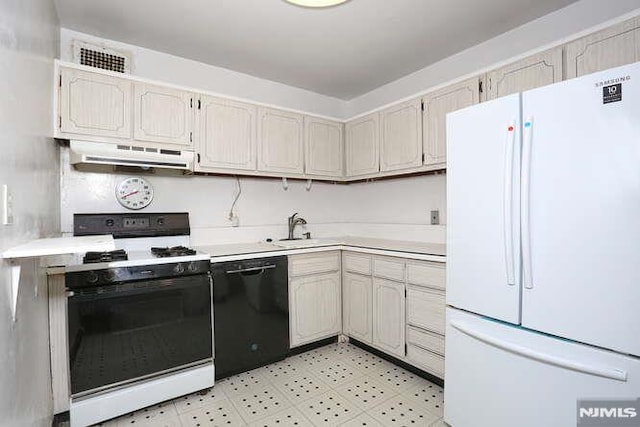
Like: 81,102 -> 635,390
345,113 -> 380,177
486,47 -> 563,100
133,83 -> 193,146
565,17 -> 640,79
380,99 -> 423,172
372,278 -> 405,358
196,96 -> 256,171
304,117 -> 344,178
289,272 -> 341,348
423,77 -> 479,167
59,67 -> 132,139
257,108 -> 304,174
343,272 -> 372,344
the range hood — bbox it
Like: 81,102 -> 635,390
69,140 -> 194,173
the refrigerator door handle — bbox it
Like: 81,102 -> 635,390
450,320 -> 628,382
521,117 -> 534,289
503,122 -> 516,286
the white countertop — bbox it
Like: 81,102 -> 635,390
1,235 -> 115,259
45,236 -> 446,275
195,236 -> 446,263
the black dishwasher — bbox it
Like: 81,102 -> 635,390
212,256 -> 289,379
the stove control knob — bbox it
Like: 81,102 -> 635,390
187,262 -> 199,273
105,219 -> 115,227
101,270 -> 117,282
173,263 -> 185,274
85,271 -> 99,284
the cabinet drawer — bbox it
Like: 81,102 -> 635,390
406,286 -> 445,334
407,261 -> 445,290
343,252 -> 371,275
289,251 -> 340,277
373,257 -> 405,282
407,326 -> 445,356
407,344 -> 445,378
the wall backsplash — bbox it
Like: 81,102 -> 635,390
59,147 -> 446,245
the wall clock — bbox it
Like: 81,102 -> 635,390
115,177 -> 154,210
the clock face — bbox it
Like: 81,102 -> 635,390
115,177 -> 154,210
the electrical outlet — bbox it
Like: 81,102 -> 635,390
2,184 -> 13,226
430,210 -> 440,225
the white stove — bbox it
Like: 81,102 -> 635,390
64,212 -> 215,427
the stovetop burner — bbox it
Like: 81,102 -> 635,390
151,246 -> 197,258
83,249 -> 128,264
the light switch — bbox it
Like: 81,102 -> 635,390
2,184 -> 13,226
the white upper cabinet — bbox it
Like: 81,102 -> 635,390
304,117 -> 344,178
380,98 -> 423,172
133,83 -> 194,147
486,47 -> 563,100
422,77 -> 479,167
257,108 -> 304,175
345,112 -> 380,177
565,17 -> 640,79
196,96 -> 257,171
59,67 -> 132,139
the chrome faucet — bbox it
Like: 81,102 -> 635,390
287,213 -> 307,240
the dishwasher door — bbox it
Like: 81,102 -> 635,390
211,256 -> 289,379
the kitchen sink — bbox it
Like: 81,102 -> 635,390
273,238 -> 339,248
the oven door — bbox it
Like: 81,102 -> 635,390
67,274 -> 212,397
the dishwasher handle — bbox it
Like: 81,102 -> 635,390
225,265 -> 277,274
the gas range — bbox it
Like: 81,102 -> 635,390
65,213 -> 210,273
63,212 -> 215,426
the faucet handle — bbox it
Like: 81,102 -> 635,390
303,232 -> 311,240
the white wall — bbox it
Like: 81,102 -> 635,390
0,0 -> 60,425
60,149 -> 447,244
59,28 -> 346,120
60,148 -> 352,244
346,0 -> 640,117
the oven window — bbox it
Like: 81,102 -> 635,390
67,274 -> 212,395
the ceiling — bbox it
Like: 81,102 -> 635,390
53,0 -> 578,100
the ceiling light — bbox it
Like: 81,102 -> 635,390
284,0 -> 349,8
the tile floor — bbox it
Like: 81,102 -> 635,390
99,342 -> 446,427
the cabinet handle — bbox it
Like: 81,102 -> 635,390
197,153 -> 201,163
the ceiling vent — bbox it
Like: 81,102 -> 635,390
72,40 -> 132,74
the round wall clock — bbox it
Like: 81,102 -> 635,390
115,177 -> 154,210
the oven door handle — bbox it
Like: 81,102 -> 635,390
225,265 -> 277,274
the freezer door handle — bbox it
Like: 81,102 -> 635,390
521,117 -> 534,289
503,122 -> 516,286
450,320 -> 628,382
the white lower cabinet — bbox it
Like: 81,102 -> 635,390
343,272 -> 373,344
288,252 -> 342,348
372,277 -> 406,358
341,252 -> 447,378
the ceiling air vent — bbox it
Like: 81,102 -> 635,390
72,40 -> 131,74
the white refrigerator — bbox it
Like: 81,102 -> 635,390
445,62 -> 640,427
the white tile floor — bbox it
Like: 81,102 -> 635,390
99,342 -> 446,427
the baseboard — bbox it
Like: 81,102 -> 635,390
348,338 -> 445,387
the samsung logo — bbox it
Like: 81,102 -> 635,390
580,407 -> 638,418
595,75 -> 631,87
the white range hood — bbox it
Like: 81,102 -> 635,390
69,140 -> 194,172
